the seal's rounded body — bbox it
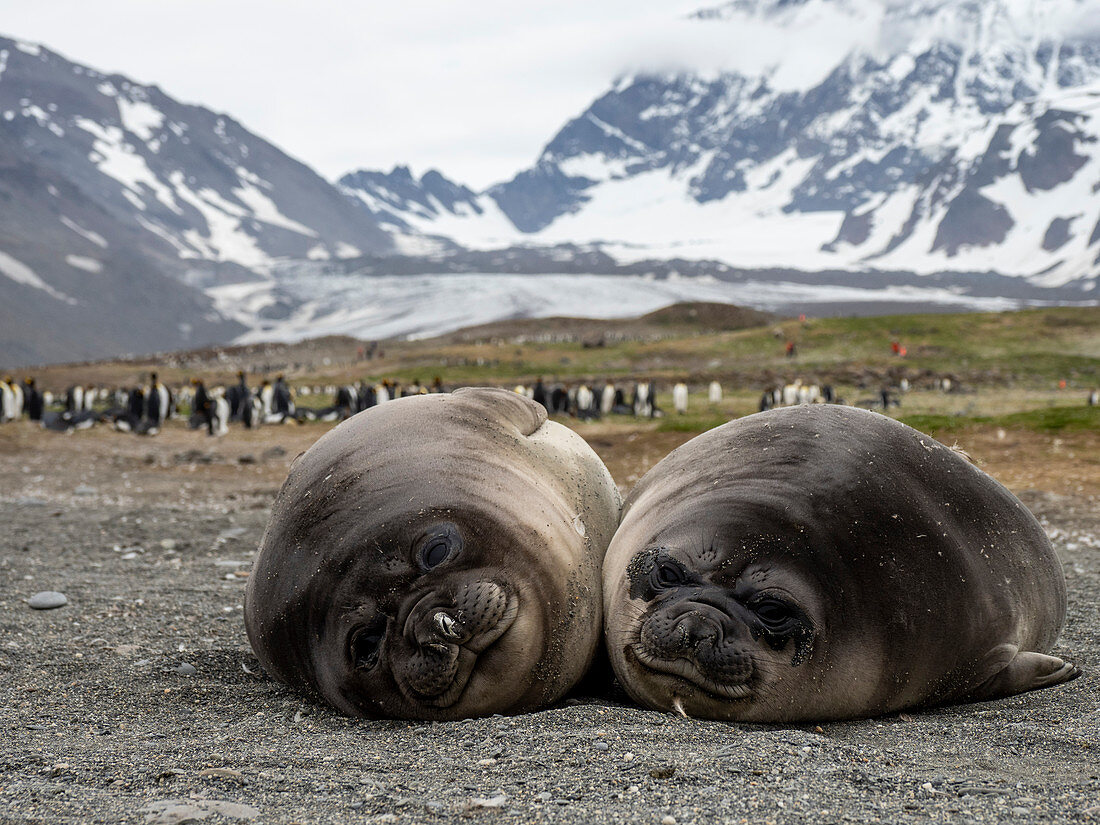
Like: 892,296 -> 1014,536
246,388 -> 621,719
604,405 -> 1077,722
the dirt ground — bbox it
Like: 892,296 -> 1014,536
1,413 -> 1098,824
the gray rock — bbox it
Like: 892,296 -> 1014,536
175,663 -> 197,677
27,591 -> 68,610
141,801 -> 211,824
142,799 -> 259,823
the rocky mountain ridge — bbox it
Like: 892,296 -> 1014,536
0,34 -> 393,364
339,0 -> 1100,290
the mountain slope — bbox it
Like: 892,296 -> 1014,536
0,35 -> 395,365
343,0 -> 1100,290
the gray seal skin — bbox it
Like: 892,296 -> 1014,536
245,387 -> 622,720
604,405 -> 1079,722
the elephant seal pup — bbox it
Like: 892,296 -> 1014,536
246,387 -> 621,720
604,405 -> 1078,722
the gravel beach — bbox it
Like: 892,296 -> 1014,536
1,421 -> 1097,824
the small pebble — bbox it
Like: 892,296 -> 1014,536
175,663 -> 197,676
28,591 -> 67,610
623,752 -> 635,762
593,741 -> 609,751
536,792 -> 552,803
661,816 -> 677,825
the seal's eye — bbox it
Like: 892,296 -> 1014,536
422,539 -> 451,569
418,523 -> 463,571
349,620 -> 386,671
751,597 -> 796,631
651,558 -> 688,590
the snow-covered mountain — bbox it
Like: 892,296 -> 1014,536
340,0 -> 1100,291
0,34 -> 393,364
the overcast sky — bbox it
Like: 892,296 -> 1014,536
0,0 -> 716,189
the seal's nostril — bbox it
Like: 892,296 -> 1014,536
434,611 -> 461,639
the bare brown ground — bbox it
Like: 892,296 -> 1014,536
2,414 -> 1098,506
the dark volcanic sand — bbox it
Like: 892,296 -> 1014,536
0,421 -> 1097,825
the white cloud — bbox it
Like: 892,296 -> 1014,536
3,0 -> 1095,190
0,0 -> 699,187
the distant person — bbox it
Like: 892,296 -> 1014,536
785,341 -> 797,358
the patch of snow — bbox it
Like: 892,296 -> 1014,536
15,41 -> 40,57
60,216 -> 108,249
117,98 -> 165,142
0,250 -> 77,304
231,181 -> 318,237
559,152 -> 631,181
65,255 -> 103,273
134,214 -> 196,258
21,105 -> 51,126
390,233 -> 450,256
97,81 -> 118,98
167,171 -> 275,270
121,189 -> 146,211
75,117 -> 181,214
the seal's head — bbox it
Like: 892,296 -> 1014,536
606,495 -> 829,722
246,388 -> 620,719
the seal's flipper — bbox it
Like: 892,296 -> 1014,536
969,645 -> 1081,701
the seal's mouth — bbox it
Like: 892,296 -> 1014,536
628,643 -> 754,703
401,589 -> 520,708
